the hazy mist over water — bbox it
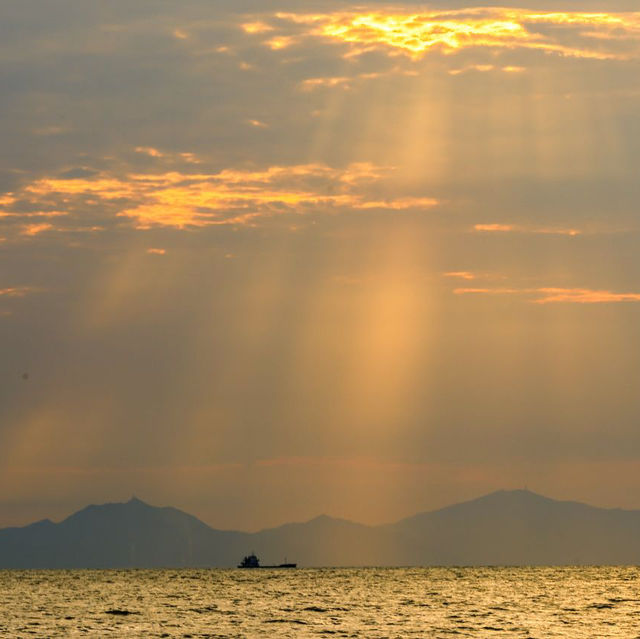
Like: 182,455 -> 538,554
2,567 -> 640,638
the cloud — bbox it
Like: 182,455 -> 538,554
0,195 -> 16,208
264,35 -> 299,51
448,65 -> 496,76
172,29 -> 189,41
21,223 -> 53,236
454,287 -> 640,304
535,288 -> 640,304
0,287 -> 35,316
0,287 -> 31,298
474,224 -> 516,233
272,9 -> 640,61
448,64 -> 526,75
301,76 -> 352,91
146,248 -> 166,256
241,22 -> 274,35
443,271 -> 508,284
443,271 -> 478,281
135,147 -> 165,158
299,68 -> 415,92
1,158 -> 439,232
474,224 -> 581,236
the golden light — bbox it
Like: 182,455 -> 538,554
241,21 -> 274,35
7,163 -> 439,230
274,9 -> 640,60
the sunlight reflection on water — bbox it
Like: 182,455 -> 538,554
1,567 -> 639,638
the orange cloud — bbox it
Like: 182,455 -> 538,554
179,152 -> 200,164
454,287 -> 640,304
22,223 -> 53,236
454,287 -> 522,296
355,196 -> 438,210
172,29 -> 189,40
474,224 -> 581,236
0,210 -> 67,219
242,21 -> 274,35
146,248 -> 166,255
449,64 -> 525,75
444,271 -> 477,280
536,228 -> 581,237
4,162 -> 439,231
273,9 -> 640,60
534,288 -> 640,304
264,35 -> 298,50
25,177 -> 135,200
299,68 -> 413,91
0,287 -> 31,298
301,76 -> 352,91
474,224 -> 515,233
135,147 -> 165,158
449,64 -> 495,75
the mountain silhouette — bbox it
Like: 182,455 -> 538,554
386,489 -> 640,565
2,490 -> 640,568
0,497 -> 249,569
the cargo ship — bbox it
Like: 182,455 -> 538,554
238,553 -> 296,568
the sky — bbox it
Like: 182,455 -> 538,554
2,0 -> 640,531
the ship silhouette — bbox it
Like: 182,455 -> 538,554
238,552 -> 296,568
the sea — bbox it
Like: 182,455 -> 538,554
1,567 -> 639,638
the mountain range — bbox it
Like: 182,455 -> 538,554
2,490 -> 640,568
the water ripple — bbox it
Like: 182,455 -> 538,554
1,567 -> 639,637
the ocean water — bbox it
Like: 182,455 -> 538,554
1,567 -> 639,638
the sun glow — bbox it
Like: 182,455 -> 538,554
274,9 -> 640,60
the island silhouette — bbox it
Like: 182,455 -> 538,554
2,490 -> 640,568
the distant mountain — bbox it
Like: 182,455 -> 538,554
2,490 -> 640,568
386,490 -> 640,566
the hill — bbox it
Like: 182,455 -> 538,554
2,490 -> 640,568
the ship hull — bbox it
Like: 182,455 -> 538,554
238,564 -> 297,569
